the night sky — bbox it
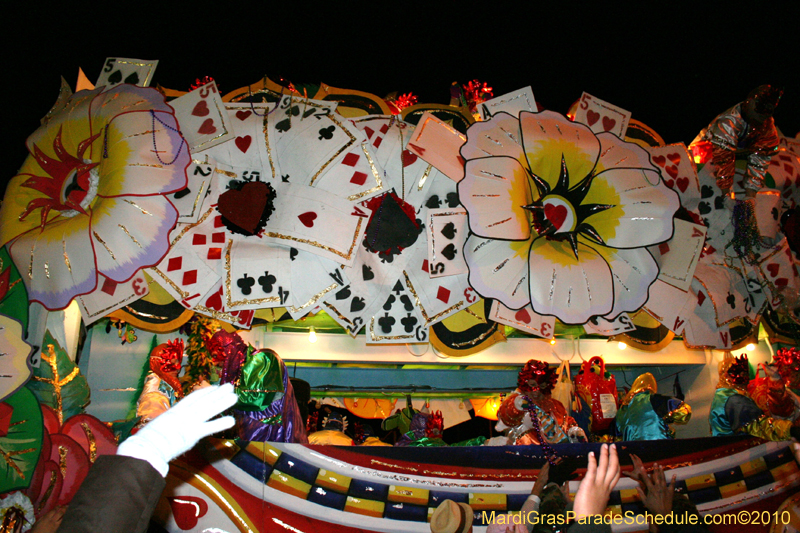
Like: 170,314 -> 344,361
5,3 -> 799,197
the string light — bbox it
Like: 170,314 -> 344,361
618,342 -> 627,350
746,343 -> 755,351
549,339 -> 556,345
308,327 -> 317,344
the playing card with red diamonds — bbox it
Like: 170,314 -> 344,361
351,115 -> 395,159
406,112 -> 467,182
171,81 -> 233,153
226,240 -> 293,310
573,92 -> 631,138
262,183 -> 367,266
403,244 -> 470,328
651,219 -> 707,292
477,86 -> 537,120
583,313 -> 636,336
310,134 -> 387,202
426,207 -> 468,278
77,272 -> 149,325
489,301 -> 555,338
95,57 -> 158,88
147,238 -> 221,309
366,278 -> 429,345
173,159 -> 214,223
647,144 -> 700,207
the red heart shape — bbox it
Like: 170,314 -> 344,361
586,110 -> 600,126
206,288 -> 223,311
767,263 -> 780,277
664,179 -> 675,189
652,155 -> 667,167
667,152 -> 681,164
776,277 -> 789,287
666,165 -> 679,179
197,118 -> 216,135
602,116 -> 617,132
697,291 -> 706,306
402,149 -> 418,167
235,135 -> 252,153
299,211 -> 317,227
169,496 -> 209,530
544,203 -> 568,230
218,181 -> 270,235
191,100 -> 210,117
676,177 -> 689,193
236,110 -> 252,121
514,308 -> 532,324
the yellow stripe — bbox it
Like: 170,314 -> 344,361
771,461 -> 799,481
344,496 -> 385,517
387,485 -> 429,506
619,488 -> 639,503
316,469 -> 352,493
268,471 -> 312,499
685,473 -> 715,491
469,492 -> 507,510
718,480 -> 748,499
244,441 -> 282,466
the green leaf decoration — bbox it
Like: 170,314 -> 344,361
0,246 -> 28,332
0,387 -> 44,492
26,330 -> 90,426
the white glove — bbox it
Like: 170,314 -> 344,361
117,383 -> 237,476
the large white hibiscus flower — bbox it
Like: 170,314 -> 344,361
0,85 -> 189,310
458,111 -> 679,324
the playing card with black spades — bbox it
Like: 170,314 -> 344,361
426,207 -> 468,278
287,250 -> 349,320
171,81 -> 233,153
226,240 -> 293,310
366,278 -> 429,345
173,159 -> 214,223
95,57 -> 158,88
573,92 -> 631,138
583,313 -> 636,336
694,164 -> 734,251
403,244 -> 470,328
477,86 -> 537,120
489,301 -> 555,339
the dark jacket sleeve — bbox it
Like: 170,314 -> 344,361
57,455 -> 166,533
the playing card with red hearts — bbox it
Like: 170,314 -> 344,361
651,219 -> 707,291
646,144 -> 700,207
477,86 -> 537,120
756,239 -> 800,307
377,120 -> 440,207
489,300 -> 555,339
573,92 -> 631,138
406,112 -> 467,182
426,207 -> 468,278
262,183 -> 367,266
77,272 -> 149,325
171,81 -> 233,153
95,57 -> 158,88
766,150 -> 800,209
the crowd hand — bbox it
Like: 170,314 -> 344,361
572,443 -> 620,520
624,453 -> 647,486
636,463 -> 675,518
117,383 -> 238,477
30,506 -> 67,533
792,441 -> 800,464
531,460 -> 550,497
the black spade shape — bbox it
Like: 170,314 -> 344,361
441,222 -> 457,240
364,193 -> 422,256
441,243 -> 458,260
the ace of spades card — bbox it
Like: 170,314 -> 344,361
77,272 -> 149,325
170,81 -> 233,153
226,241 -> 293,310
426,207 -> 468,278
651,219 -> 707,292
583,313 -> 636,336
366,279 -> 428,344
95,57 -> 158,88
403,244 -> 470,328
573,92 -> 631,138
477,86 -> 537,120
172,159 -> 214,223
489,301 -> 555,339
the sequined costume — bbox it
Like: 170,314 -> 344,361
615,373 -> 691,441
709,356 -> 798,440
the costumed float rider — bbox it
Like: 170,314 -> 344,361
136,339 -> 186,425
758,347 -> 800,421
497,359 -> 585,445
614,372 -> 691,441
709,355 -> 800,440
700,84 -> 783,197
208,330 -> 308,443
308,411 -> 354,445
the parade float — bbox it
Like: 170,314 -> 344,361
1,59 -> 800,532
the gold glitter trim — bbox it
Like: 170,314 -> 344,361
288,283 -> 338,314
183,179 -> 208,219
308,114 -> 358,186
263,111 -> 277,180
487,217 -> 512,228
418,165 -> 433,191
403,272 -> 465,327
33,345 -> 82,426
170,208 -> 214,247
451,325 -> 499,348
28,245 -> 35,280
346,141 -> 384,201
215,168 -> 238,179
122,129 -> 156,139
126,163 -> 164,168
265,217 -> 363,261
37,472 -> 57,513
0,447 -> 35,479
44,262 -> 50,279
191,99 -> 230,150
92,231 -> 116,260
224,241 -> 280,308
122,199 -> 152,216
149,267 -> 191,299
58,445 -> 68,476
63,240 -> 71,273
118,224 -> 142,248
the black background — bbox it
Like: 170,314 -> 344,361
4,2 -> 799,197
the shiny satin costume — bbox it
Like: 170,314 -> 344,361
615,373 -> 691,441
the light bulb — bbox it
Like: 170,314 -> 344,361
618,342 -> 627,350
549,338 -> 556,345
308,327 -> 317,343
746,343 -> 755,351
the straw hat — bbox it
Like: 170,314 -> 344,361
430,499 -> 473,533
